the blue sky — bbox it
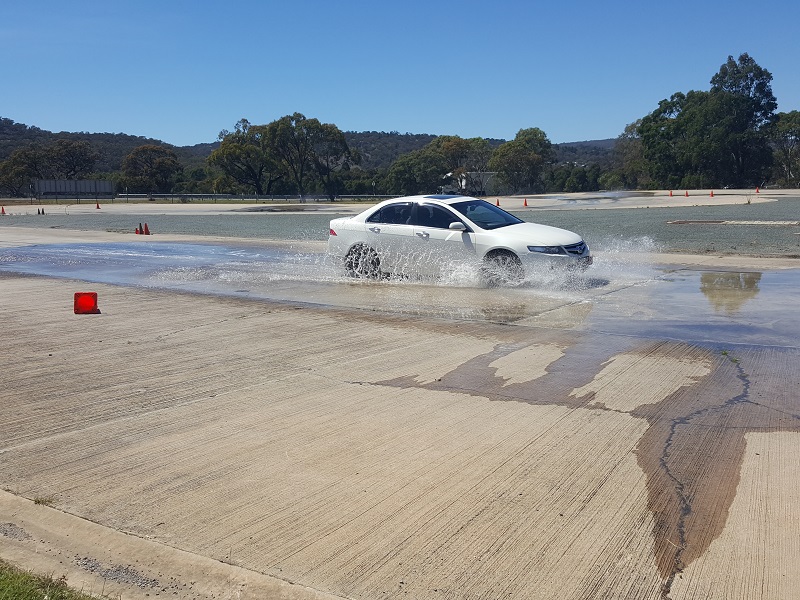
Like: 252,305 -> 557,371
3,0 -> 799,147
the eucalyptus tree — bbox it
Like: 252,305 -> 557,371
385,147 -> 448,195
488,128 -> 554,193
428,136 -> 472,172
771,111 -> 800,187
638,53 -> 776,188
425,135 -> 494,194
3,144 -> 50,180
50,139 -> 99,179
309,122 -> 358,200
0,139 -> 99,196
0,149 -> 35,196
121,145 -> 182,193
613,120 -> 650,189
708,53 -> 776,186
462,137 -> 493,196
208,119 -> 282,195
710,53 -> 777,129
266,113 -> 318,201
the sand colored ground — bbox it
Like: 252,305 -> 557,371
1,272 -> 798,599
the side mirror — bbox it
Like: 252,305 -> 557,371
449,222 -> 466,231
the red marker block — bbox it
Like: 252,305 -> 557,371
74,292 -> 101,314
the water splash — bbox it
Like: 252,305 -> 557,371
0,239 -> 668,324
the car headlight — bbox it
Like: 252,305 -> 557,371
527,245 -> 566,255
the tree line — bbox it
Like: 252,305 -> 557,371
1,53 -> 798,198
609,53 -> 799,190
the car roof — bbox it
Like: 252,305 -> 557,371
381,194 -> 481,207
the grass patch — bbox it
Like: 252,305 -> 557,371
720,349 -> 740,364
0,559 -> 101,600
32,496 -> 56,507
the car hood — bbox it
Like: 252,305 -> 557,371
492,222 -> 584,246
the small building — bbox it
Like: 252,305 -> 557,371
34,179 -> 114,200
441,172 -> 500,197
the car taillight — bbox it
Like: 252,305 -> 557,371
329,228 -> 337,236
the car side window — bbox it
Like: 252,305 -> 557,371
366,202 -> 412,224
414,204 -> 460,229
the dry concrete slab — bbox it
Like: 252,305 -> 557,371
1,262 -> 799,599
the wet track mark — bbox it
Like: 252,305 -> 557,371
378,337 -> 800,595
635,347 -> 800,599
649,350 -> 753,597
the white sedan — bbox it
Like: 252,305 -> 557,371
328,194 -> 592,285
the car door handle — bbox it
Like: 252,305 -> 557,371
416,231 -> 429,239
368,227 -> 381,233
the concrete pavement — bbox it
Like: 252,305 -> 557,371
1,260 -> 799,599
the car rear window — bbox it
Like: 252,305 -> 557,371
366,202 -> 412,225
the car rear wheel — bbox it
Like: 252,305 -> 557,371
481,250 -> 524,286
345,244 -> 381,278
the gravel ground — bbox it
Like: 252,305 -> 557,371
519,199 -> 800,257
1,196 -> 799,256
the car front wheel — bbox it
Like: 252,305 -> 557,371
481,250 -> 524,286
344,244 -> 381,278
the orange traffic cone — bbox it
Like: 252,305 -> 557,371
756,187 -> 760,193
495,199 -> 500,207
96,202 -> 100,209
137,222 -> 143,234
143,223 -> 150,235
1,206 -> 5,215
685,190 -> 689,197
710,190 -> 714,198
523,198 -> 528,207
669,190 -> 673,197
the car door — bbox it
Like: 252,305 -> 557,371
410,203 -> 476,276
363,201 -> 415,274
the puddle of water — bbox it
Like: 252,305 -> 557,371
584,268 -> 800,347
1,241 -> 797,346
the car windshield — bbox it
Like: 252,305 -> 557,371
450,200 -> 524,230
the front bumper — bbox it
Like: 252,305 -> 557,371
519,251 -> 593,273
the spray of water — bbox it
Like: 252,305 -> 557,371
0,237 -> 668,324
587,236 -> 664,283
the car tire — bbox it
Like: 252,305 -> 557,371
481,250 -> 524,286
345,244 -> 381,278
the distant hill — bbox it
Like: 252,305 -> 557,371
0,117 -> 168,172
0,117 -> 616,173
343,131 -> 508,170
344,131 -> 437,169
173,142 -> 220,171
554,138 -> 616,167
342,134 -> 617,170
